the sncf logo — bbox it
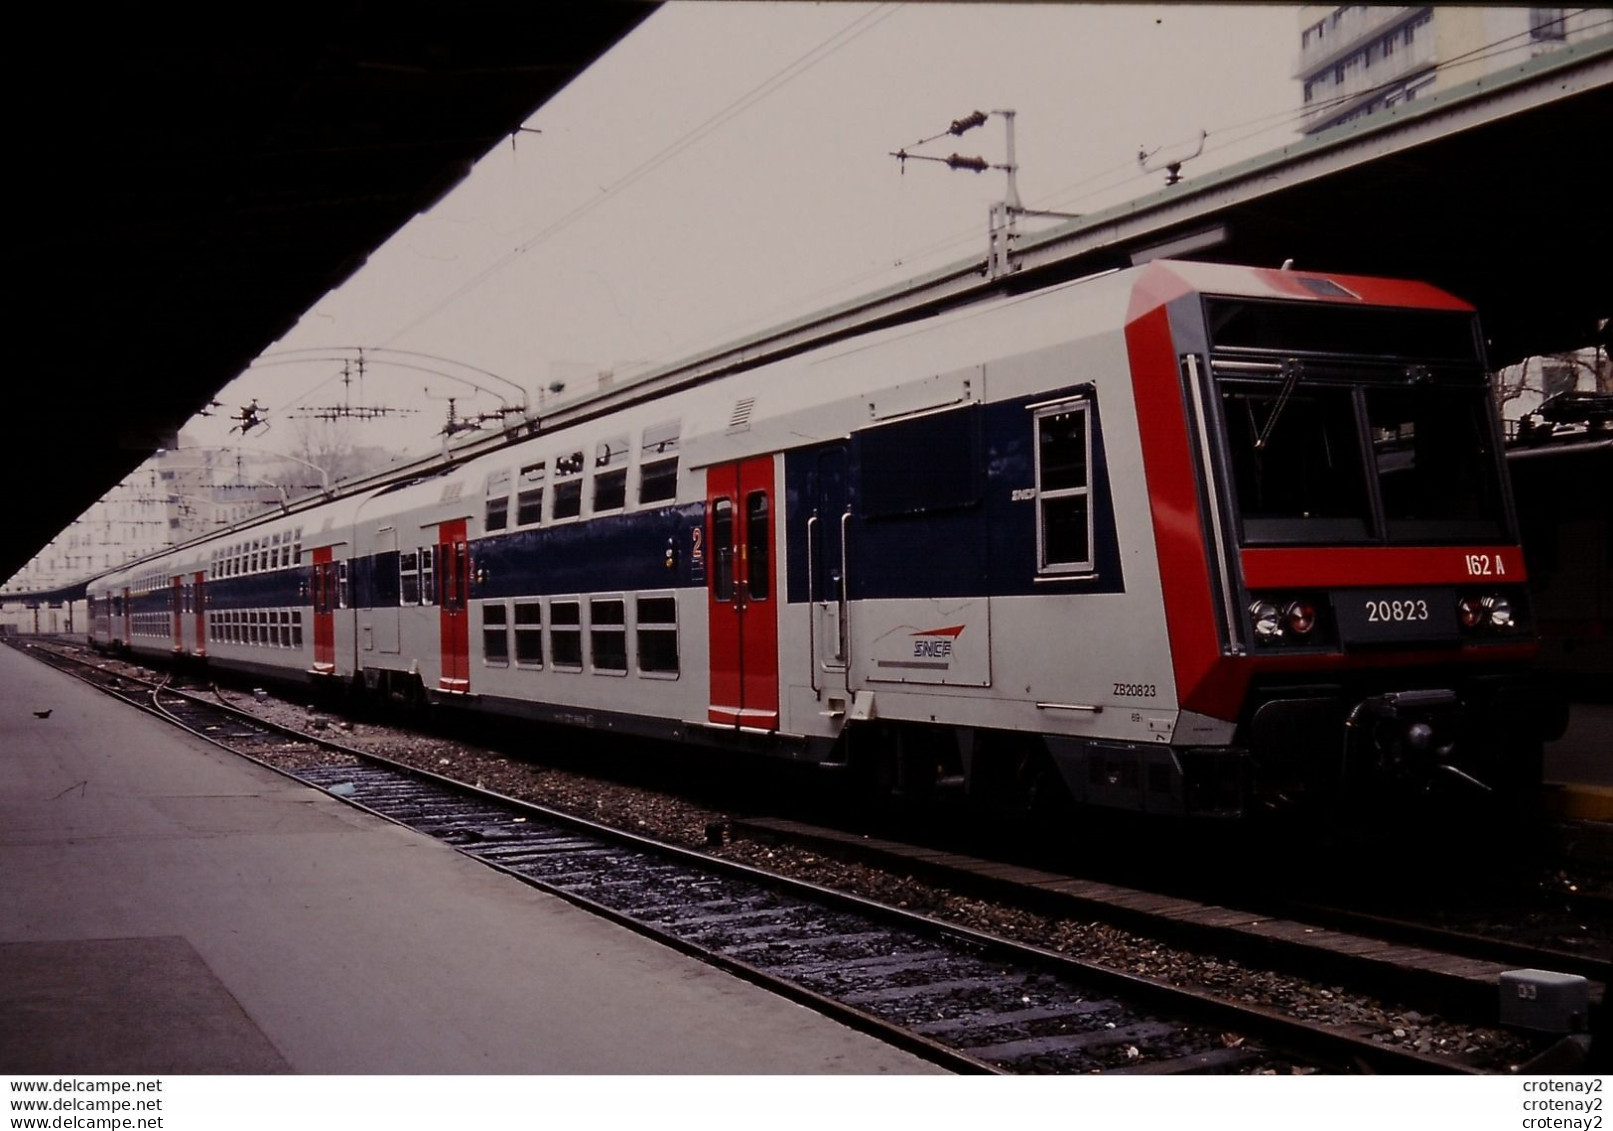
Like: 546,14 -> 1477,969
911,624 -> 965,659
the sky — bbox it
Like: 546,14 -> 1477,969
186,2 -> 1309,461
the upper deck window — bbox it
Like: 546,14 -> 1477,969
639,422 -> 680,505
516,462 -> 545,526
553,451 -> 584,520
593,437 -> 630,514
485,469 -> 511,532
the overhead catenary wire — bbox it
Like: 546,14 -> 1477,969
232,7 -> 1613,448
384,2 -> 904,345
671,9 -> 1613,353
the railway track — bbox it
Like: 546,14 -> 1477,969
726,817 -> 1609,1027
12,639 -> 1487,1075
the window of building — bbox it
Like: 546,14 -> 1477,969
636,595 -> 679,676
482,601 -> 509,665
517,462 -> 546,525
1542,362 -> 1577,400
1531,8 -> 1566,40
550,600 -> 582,668
514,601 -> 543,667
553,451 -> 584,520
590,597 -> 627,673
639,422 -> 680,504
1034,401 -> 1095,574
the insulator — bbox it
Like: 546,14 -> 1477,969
949,110 -> 987,136
945,153 -> 989,173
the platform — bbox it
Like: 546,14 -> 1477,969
1544,701 -> 1613,821
0,645 -> 944,1075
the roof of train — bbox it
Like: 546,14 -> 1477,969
78,257 -> 1495,592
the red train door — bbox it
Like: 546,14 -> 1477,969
438,520 -> 470,693
311,546 -> 336,675
193,571 -> 206,656
171,577 -> 183,653
706,457 -> 779,729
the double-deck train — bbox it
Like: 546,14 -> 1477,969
88,260 -> 1566,818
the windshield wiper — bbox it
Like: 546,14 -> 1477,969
1254,358 -> 1303,451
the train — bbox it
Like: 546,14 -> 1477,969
87,259 -> 1567,819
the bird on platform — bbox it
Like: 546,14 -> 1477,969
33,709 -> 52,719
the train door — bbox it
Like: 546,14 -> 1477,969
192,571 -> 207,656
373,528 -> 401,653
437,520 -> 470,693
121,587 -> 131,647
706,457 -> 779,729
808,445 -> 851,692
311,546 -> 336,675
171,576 -> 183,653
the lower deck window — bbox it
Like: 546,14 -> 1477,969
514,601 -> 543,666
550,601 -> 582,668
590,598 -> 627,673
482,602 -> 509,664
636,595 -> 679,675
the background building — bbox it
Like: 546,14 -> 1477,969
1296,6 -> 1602,134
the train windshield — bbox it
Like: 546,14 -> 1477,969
1217,373 -> 1508,545
1205,296 -> 1507,546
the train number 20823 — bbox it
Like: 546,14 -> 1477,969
1113,682 -> 1157,698
1365,599 -> 1429,623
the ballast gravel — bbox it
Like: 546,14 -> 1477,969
77,652 -> 1557,1073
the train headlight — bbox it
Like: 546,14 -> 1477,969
1284,600 -> 1317,638
1482,593 -> 1513,629
1250,600 -> 1282,641
1457,595 -> 1484,629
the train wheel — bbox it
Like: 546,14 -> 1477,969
968,732 -> 1073,826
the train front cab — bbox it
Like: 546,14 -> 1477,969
1114,262 -> 1566,818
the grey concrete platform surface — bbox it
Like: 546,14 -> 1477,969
0,645 -> 945,1074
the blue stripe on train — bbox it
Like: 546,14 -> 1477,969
784,387 -> 1126,602
207,382 -> 1128,612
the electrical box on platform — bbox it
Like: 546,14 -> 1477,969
1499,969 -> 1590,1033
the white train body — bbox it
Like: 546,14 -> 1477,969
88,262 -> 1562,816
